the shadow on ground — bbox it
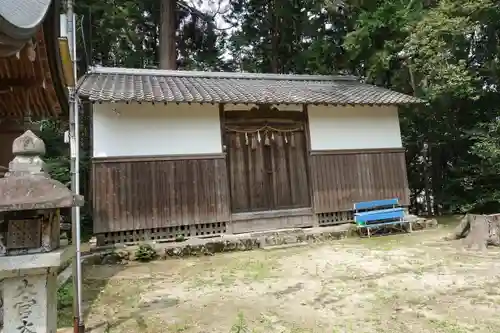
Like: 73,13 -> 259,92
58,264 -> 127,329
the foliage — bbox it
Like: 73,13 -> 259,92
74,0 -> 227,70
44,0 -> 500,227
57,281 -> 74,310
57,281 -> 74,328
134,244 -> 158,262
339,0 -> 500,214
225,0 -> 353,74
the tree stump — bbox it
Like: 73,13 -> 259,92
447,213 -> 500,250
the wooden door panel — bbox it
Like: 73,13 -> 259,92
270,131 -> 310,210
246,133 -> 270,211
227,132 -> 271,212
225,112 -> 311,213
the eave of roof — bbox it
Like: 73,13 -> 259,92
77,66 -> 424,106
0,0 -> 51,42
0,0 -> 68,119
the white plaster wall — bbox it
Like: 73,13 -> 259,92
92,103 -> 222,157
307,105 -> 403,150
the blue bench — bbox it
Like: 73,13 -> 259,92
354,198 -> 410,237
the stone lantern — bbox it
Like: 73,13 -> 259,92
0,130 -> 83,333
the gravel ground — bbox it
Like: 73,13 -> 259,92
60,219 -> 500,333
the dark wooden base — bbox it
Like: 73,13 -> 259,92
96,221 -> 228,246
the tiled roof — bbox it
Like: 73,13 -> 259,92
77,67 -> 423,105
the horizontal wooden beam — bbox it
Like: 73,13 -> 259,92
310,148 -> 405,155
224,110 -> 305,121
0,78 -> 42,89
92,153 -> 226,163
231,207 -> 312,222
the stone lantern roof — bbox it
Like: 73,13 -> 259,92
0,130 -> 83,212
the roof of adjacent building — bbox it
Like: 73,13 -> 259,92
77,67 -> 423,105
0,0 -> 51,47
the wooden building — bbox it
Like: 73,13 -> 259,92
0,0 -> 70,170
77,67 -> 422,246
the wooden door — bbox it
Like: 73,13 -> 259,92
225,115 -> 310,213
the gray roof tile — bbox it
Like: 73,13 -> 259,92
77,67 -> 423,105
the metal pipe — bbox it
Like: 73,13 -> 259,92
66,1 -> 84,332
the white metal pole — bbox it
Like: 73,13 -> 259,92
66,1 -> 84,332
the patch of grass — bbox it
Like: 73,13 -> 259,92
220,273 -> 239,286
187,257 -> 280,289
167,322 -> 191,332
230,312 -> 250,333
135,243 -> 158,262
57,281 -> 74,328
429,319 -> 469,333
242,261 -> 275,280
289,328 -> 314,333
356,233 -> 414,250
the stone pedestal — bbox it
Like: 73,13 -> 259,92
0,245 -> 75,333
3,272 -> 58,333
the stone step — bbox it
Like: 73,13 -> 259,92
252,228 -> 307,247
250,228 -> 305,238
261,242 -> 309,251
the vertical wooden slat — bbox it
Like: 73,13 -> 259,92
255,136 -> 267,210
150,161 -> 158,229
331,150 -> 341,210
167,160 -> 176,225
296,133 -> 311,207
179,160 -> 189,225
269,135 -> 279,208
214,158 -> 224,221
310,149 -> 410,213
153,161 -> 162,229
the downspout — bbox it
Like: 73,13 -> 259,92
65,1 -> 84,332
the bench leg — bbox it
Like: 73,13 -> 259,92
409,221 -> 413,233
367,227 -> 371,238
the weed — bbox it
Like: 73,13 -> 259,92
135,243 -> 158,262
57,281 -> 74,328
230,312 -> 251,333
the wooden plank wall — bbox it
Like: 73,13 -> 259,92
92,154 -> 231,233
310,148 -> 410,213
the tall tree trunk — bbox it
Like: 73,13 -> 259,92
269,0 -> 279,73
423,142 -> 433,215
431,146 -> 441,215
160,0 -> 177,69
